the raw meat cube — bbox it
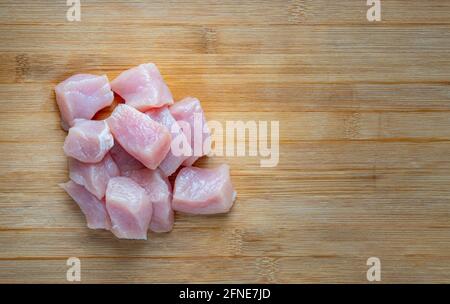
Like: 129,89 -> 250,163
170,97 -> 211,166
63,119 -> 114,163
105,176 -> 152,239
59,180 -> 111,230
146,107 -> 192,176
109,142 -> 144,174
172,164 -> 237,214
125,169 -> 174,233
106,104 -> 171,170
69,154 -> 120,200
55,74 -> 114,130
111,63 -> 173,111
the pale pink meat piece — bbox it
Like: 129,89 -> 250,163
125,169 -> 174,233
110,63 -> 173,111
105,176 -> 152,239
172,164 -> 237,214
55,74 -> 114,130
63,119 -> 114,163
170,97 -> 211,166
109,142 -> 144,174
146,107 -> 192,176
59,180 -> 111,230
69,154 -> 120,200
106,104 -> 171,170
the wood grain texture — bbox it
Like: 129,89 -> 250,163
0,0 -> 449,283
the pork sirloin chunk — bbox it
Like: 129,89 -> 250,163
55,74 -> 114,130
69,154 -> 120,200
106,104 -> 171,170
169,97 -> 211,166
111,63 -> 173,111
109,142 -> 144,174
63,119 -> 114,163
125,169 -> 174,233
172,164 -> 237,214
106,177 -> 152,239
146,107 -> 192,176
59,180 -> 111,230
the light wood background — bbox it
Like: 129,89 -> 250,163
0,0 -> 449,283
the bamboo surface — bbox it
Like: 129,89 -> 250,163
0,0 -> 449,283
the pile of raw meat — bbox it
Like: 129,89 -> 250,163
56,63 -> 236,240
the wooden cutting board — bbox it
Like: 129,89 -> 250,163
1,0 -> 449,283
